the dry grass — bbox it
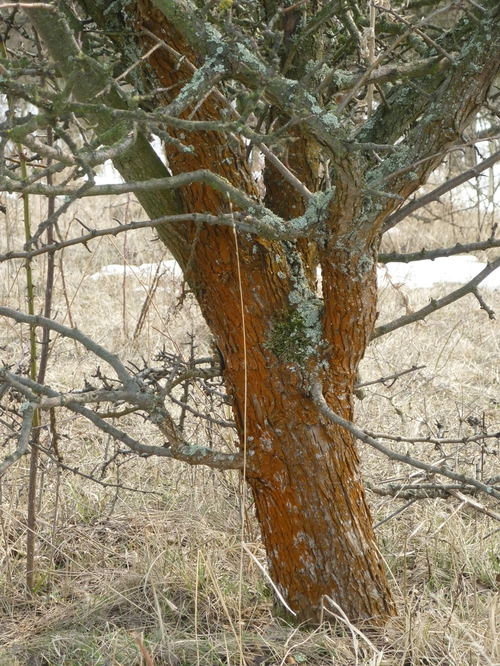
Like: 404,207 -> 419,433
0,192 -> 499,665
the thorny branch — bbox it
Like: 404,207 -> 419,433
311,381 -> 500,503
383,148 -> 500,232
379,236 -> 500,265
0,309 -> 243,474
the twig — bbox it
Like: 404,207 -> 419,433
375,4 -> 456,64
367,430 -> 500,446
463,0 -> 485,11
472,288 -> 495,319
0,403 -> 35,475
448,489 -> 500,523
36,443 -> 164,495
115,43 -> 162,82
0,211 -> 307,264
0,307 -> 135,390
356,364 -> 425,388
169,395 -> 236,427
366,481 -> 498,500
373,498 -> 419,529
379,235 -> 500,264
257,143 -> 312,200
1,367 -> 244,470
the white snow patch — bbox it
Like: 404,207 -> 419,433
89,260 -> 182,281
378,255 -> 500,290
89,255 -> 500,293
94,160 -> 124,185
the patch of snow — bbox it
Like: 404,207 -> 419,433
378,255 -> 500,290
89,255 -> 500,292
89,260 -> 182,281
94,160 -> 124,185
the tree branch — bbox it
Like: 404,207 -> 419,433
356,364 -> 425,388
310,381 -> 500,502
36,443 -> 165,495
0,402 -> 35,476
0,209 -> 313,265
383,148 -> 500,232
373,254 -> 500,338
366,481 -> 493,500
0,307 -> 136,390
1,369 -> 243,471
379,235 -> 500,264
169,394 -> 235,427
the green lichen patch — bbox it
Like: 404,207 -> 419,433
265,309 -> 310,365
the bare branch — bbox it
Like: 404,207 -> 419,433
383,148 -> 500,231
472,288 -> 496,319
379,236 -> 500,264
311,381 -> 500,502
373,498 -> 419,528
0,168 -> 257,207
0,209 -> 313,265
36,443 -> 165,495
67,399 -> 242,469
373,255 -> 500,338
356,364 -> 425,389
169,394 -> 235,427
375,4 -> 456,64
448,489 -> 500,523
0,307 -> 136,390
366,481 -> 492,501
366,430 -> 500,446
38,389 -> 143,409
257,143 -> 312,201
1,369 -> 243,471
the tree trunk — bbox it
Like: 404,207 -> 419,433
141,3 -> 394,624
188,225 -> 395,624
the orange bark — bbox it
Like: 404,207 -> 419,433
126,2 -> 396,624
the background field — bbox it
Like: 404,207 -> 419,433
0,189 -> 499,665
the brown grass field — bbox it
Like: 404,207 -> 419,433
0,188 -> 499,665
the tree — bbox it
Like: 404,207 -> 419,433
0,0 -> 499,625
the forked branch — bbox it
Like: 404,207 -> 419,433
0,310 -> 243,472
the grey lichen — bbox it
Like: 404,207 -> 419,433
288,189 -> 335,236
303,91 -> 323,116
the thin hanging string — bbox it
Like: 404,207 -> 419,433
228,197 -> 248,666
